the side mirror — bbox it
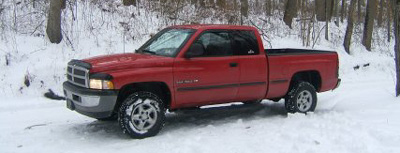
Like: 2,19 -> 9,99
185,42 -> 204,58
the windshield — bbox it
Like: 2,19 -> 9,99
138,28 -> 195,57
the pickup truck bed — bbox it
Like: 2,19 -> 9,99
266,48 -> 339,98
267,48 -> 336,55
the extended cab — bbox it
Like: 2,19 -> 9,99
63,25 -> 340,138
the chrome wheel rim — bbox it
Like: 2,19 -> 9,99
130,98 -> 158,132
296,90 -> 313,112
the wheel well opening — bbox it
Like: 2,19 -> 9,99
114,82 -> 172,113
289,71 -> 321,91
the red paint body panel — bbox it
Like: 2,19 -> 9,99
78,24 -> 339,110
265,53 -> 339,98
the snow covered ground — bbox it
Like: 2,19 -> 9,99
1,67 -> 400,153
1,37 -> 400,153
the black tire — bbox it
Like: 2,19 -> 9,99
285,82 -> 317,113
118,91 -> 166,139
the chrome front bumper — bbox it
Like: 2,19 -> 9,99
63,82 -> 118,119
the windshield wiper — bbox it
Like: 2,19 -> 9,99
140,49 -> 156,55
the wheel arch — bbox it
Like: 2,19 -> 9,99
114,82 -> 172,112
288,70 -> 321,92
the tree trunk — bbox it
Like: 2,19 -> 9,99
283,0 -> 297,28
61,0 -> 66,9
341,0 -> 346,23
199,0 -> 205,7
334,0 -> 340,26
388,0 -> 392,42
316,0 -> 326,21
240,0 -> 249,17
123,0 -> 136,6
208,0 -> 214,6
46,0 -> 63,44
393,0 -> 400,96
377,0 -> 385,26
325,0 -> 332,40
265,0 -> 272,16
362,0 -> 377,51
344,0 -> 358,54
326,0 -> 334,20
358,0 -> 363,22
216,0 -> 225,9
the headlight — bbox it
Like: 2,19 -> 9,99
89,79 -> 114,89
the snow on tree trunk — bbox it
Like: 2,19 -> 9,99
362,0 -> 377,51
46,0 -> 63,44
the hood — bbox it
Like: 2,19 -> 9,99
83,53 -> 173,73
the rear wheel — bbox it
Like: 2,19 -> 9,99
118,91 -> 165,139
285,82 -> 317,113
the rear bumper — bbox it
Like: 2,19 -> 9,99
334,79 -> 341,90
63,82 -> 118,119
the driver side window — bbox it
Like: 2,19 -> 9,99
189,31 -> 233,57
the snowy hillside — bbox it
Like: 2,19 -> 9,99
1,1 -> 400,153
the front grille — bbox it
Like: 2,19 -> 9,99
67,64 -> 89,88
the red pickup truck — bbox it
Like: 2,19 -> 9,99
63,24 -> 340,138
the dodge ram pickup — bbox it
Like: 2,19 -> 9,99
63,24 -> 340,139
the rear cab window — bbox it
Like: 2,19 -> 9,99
231,30 -> 259,56
185,29 -> 260,57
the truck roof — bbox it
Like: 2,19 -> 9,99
169,24 -> 257,31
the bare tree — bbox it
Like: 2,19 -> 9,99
344,0 -> 358,54
216,0 -> 226,9
61,0 -> 66,9
46,0 -> 63,44
199,0 -> 206,7
333,0 -> 340,26
341,0 -> 347,23
208,0 -> 215,6
377,0 -> 385,26
283,0 -> 297,28
265,0 -> 272,16
388,0 -> 392,42
316,0 -> 326,21
393,0 -> 400,96
123,0 -> 136,6
240,0 -> 249,18
325,0 -> 330,40
358,0 -> 362,22
362,0 -> 377,51
326,0 -> 334,20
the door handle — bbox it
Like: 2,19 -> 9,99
229,62 -> 238,67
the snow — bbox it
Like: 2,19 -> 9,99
1,1 -> 400,153
1,73 -> 400,153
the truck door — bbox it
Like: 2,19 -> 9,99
173,30 -> 240,107
231,30 -> 268,101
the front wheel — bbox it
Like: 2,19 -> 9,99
118,91 -> 165,139
285,82 -> 317,113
